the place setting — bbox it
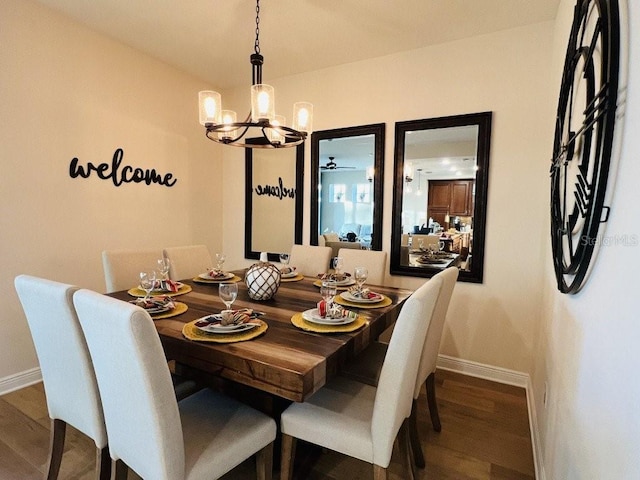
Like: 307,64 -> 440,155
278,253 -> 304,282
192,253 -> 242,284
291,280 -> 365,333
313,257 -> 356,289
182,281 -> 268,343
129,268 -> 188,319
127,262 -> 192,297
334,266 -> 392,309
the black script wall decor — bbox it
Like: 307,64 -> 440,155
254,177 -> 296,199
69,148 -> 177,187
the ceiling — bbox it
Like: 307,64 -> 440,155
34,0 -> 560,89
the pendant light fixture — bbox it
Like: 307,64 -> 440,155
198,0 -> 313,148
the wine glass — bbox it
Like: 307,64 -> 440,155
279,253 -> 290,266
354,266 -> 368,289
139,271 -> 156,301
438,240 -> 445,252
333,257 -> 344,276
218,282 -> 238,311
215,253 -> 226,271
320,281 -> 337,307
157,258 -> 171,280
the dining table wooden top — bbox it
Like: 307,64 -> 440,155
109,271 -> 413,402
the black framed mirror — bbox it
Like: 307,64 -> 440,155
245,141 -> 304,262
310,123 -> 385,252
390,112 -> 492,283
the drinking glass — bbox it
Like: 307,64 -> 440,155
439,240 -> 445,251
354,266 -> 368,289
215,253 -> 226,270
218,282 -> 238,310
139,271 -> 156,301
279,253 -> 290,266
320,281 -> 337,306
333,257 -> 344,275
157,258 -> 171,280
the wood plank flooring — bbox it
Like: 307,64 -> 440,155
0,370 -> 535,479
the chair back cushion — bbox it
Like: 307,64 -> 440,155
371,275 -> 442,466
289,245 -> 333,277
163,245 -> 213,280
74,289 -> 184,480
14,275 -> 107,448
102,248 -> 163,293
337,249 -> 387,286
414,267 -> 458,398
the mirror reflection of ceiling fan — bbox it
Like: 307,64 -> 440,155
320,156 -> 356,170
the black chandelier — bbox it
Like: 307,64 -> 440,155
198,0 -> 313,149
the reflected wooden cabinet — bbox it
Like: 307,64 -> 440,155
427,179 -> 474,222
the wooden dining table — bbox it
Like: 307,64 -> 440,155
109,271 -> 412,403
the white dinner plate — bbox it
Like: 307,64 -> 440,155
341,291 -> 384,304
197,272 -> 234,281
280,270 -> 298,279
301,308 -> 356,326
129,300 -> 173,314
194,316 -> 259,334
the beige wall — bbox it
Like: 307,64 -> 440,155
532,1 -> 640,478
222,21 -> 555,374
0,1 -> 223,381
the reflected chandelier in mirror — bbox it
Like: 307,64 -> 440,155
390,112 -> 492,283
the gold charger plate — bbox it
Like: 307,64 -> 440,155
281,273 -> 304,282
150,302 -> 188,319
182,319 -> 268,343
192,275 -> 242,284
128,284 -> 192,297
334,294 -> 392,309
290,312 -> 366,333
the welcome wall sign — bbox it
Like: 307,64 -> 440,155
69,148 -> 177,187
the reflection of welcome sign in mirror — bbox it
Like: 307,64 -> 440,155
390,112 -> 492,283
310,124 -> 385,251
245,142 -> 304,261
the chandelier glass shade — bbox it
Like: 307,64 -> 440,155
198,0 -> 313,149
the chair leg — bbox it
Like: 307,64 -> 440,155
255,442 -> 273,480
113,459 -> 128,480
280,434 -> 296,480
46,419 -> 66,480
373,464 -> 387,480
397,419 -> 416,480
426,372 -> 442,432
95,446 -> 111,480
408,399 -> 426,469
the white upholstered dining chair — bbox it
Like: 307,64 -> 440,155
163,244 -> 213,280
289,244 -> 333,277
341,267 -> 459,468
279,274 -> 444,480
73,289 -> 276,480
337,248 -> 387,285
101,248 -> 163,293
14,275 -> 109,480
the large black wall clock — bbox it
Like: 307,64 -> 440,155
550,0 -> 620,294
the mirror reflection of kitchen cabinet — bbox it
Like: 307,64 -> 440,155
427,179 -> 474,225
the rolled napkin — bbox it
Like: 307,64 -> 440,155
316,299 -> 358,320
219,308 -> 254,326
206,268 -> 229,279
347,286 -> 382,300
152,279 -> 180,292
133,295 -> 175,310
280,266 -> 297,275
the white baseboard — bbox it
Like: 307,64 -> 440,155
0,367 -> 42,396
436,354 -> 544,480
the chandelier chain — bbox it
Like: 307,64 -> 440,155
254,0 -> 261,54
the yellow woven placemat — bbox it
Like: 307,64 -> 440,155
192,275 -> 242,284
281,273 -> 305,282
151,302 -> 188,319
290,312 -> 366,333
182,319 -> 268,343
312,280 -> 355,291
334,294 -> 392,309
128,284 -> 192,297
